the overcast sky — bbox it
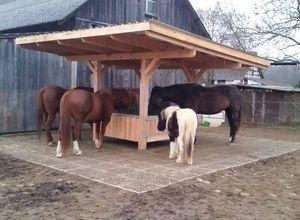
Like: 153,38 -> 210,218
189,0 -> 300,60
189,0 -> 258,13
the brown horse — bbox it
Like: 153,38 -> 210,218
37,85 -> 67,145
56,89 -> 113,157
37,85 -> 93,145
149,84 -> 242,143
102,88 -> 133,112
127,88 -> 139,107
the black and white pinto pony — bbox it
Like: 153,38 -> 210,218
157,104 -> 198,165
149,84 -> 242,144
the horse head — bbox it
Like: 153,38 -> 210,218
149,86 -> 164,115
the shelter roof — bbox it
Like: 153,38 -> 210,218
16,20 -> 270,70
235,84 -> 300,93
0,0 -> 88,32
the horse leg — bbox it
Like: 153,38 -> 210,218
225,109 -> 234,144
98,120 -> 109,149
95,122 -> 101,149
230,108 -> 241,143
45,114 -> 55,146
72,121 -> 83,156
176,138 -> 184,164
56,130 -> 63,158
168,135 -> 177,159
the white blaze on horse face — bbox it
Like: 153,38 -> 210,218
73,141 -> 82,156
95,139 -> 100,149
56,141 -> 62,158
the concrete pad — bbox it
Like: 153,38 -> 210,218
0,131 -> 300,193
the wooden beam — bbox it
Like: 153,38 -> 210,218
181,65 -> 195,83
36,42 -> 89,55
145,31 -> 269,69
102,60 -> 140,69
82,37 -> 137,52
66,49 -> 196,61
144,58 -> 160,78
148,21 -> 270,68
16,22 -> 151,44
21,43 -> 68,56
85,61 -> 96,75
109,34 -> 174,51
57,39 -> 113,54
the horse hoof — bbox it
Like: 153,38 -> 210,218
48,142 -> 53,146
169,154 -> 177,159
227,142 -> 235,146
176,158 -> 183,164
56,153 -> 62,158
187,160 -> 193,165
95,140 -> 100,149
73,150 -> 82,156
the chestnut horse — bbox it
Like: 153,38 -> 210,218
37,85 -> 93,145
37,85 -> 67,145
149,84 -> 242,143
56,89 -> 113,158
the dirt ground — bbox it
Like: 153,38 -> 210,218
0,126 -> 299,220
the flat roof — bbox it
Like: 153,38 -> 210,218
16,20 -> 270,70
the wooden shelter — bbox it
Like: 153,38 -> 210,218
16,20 -> 270,149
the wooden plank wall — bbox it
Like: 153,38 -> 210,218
0,0 -> 207,133
0,39 -> 72,133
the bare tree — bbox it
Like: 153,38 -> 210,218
251,0 -> 300,61
197,3 -> 260,52
198,0 -> 300,61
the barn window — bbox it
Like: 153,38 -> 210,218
145,0 -> 156,17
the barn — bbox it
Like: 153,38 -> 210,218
0,0 -> 210,133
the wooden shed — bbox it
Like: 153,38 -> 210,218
16,20 -> 270,149
0,0 -> 210,133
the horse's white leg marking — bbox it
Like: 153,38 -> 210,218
174,140 -> 179,156
95,139 -> 100,149
56,141 -> 62,158
176,139 -> 184,164
73,140 -> 82,156
169,141 -> 177,159
169,141 -> 174,159
48,141 -> 53,146
187,144 -> 194,165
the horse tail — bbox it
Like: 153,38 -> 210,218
37,88 -> 45,139
187,132 -> 193,161
59,94 -> 71,152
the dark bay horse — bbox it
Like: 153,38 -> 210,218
56,89 -> 113,158
37,85 -> 93,145
149,84 -> 242,143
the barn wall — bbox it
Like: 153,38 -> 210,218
241,89 -> 300,125
0,0 -> 208,133
0,39 -> 71,133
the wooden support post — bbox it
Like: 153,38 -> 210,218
71,61 -> 78,88
85,61 -> 109,140
182,65 -> 207,83
138,58 -> 160,150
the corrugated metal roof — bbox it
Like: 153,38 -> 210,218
235,84 -> 300,93
0,0 -> 88,32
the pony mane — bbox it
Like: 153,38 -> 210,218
162,106 -> 180,121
